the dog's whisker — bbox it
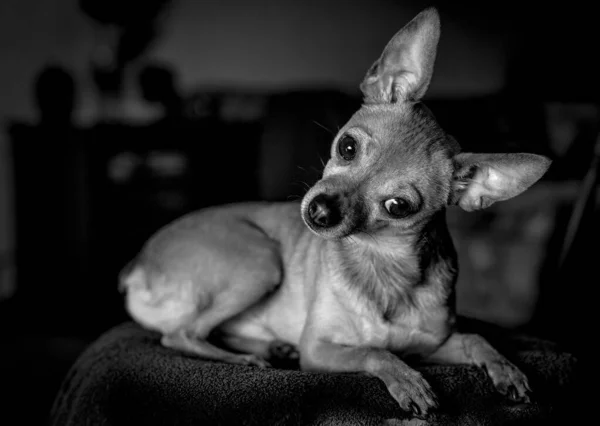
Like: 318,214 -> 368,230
363,231 -> 379,246
312,120 -> 334,135
291,181 -> 313,192
346,235 -> 360,247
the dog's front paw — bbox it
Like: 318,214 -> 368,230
380,367 -> 438,418
484,358 -> 531,403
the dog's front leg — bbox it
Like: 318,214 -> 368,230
427,332 -> 531,402
300,340 -> 438,417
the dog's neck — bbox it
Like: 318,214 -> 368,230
334,211 -> 457,321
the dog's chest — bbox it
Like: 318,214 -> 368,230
384,307 -> 448,355
328,287 -> 450,357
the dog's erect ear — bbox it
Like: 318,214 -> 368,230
450,153 -> 552,212
360,7 -> 440,104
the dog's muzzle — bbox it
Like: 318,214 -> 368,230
307,193 -> 342,229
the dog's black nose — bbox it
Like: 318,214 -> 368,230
308,193 -> 342,228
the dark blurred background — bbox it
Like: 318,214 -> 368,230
0,0 -> 597,423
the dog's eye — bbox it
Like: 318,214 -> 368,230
338,136 -> 357,161
384,198 -> 412,218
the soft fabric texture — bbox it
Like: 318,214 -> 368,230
49,321 -> 579,426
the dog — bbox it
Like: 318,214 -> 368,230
120,7 -> 550,417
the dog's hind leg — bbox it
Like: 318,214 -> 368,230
162,329 -> 271,367
159,278 -> 282,368
126,214 -> 286,367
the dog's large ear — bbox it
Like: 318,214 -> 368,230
450,153 -> 552,212
360,7 -> 440,104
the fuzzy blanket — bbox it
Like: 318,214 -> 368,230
49,320 -> 579,426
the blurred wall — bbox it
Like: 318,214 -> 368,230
147,0 -> 508,96
0,0 -> 514,297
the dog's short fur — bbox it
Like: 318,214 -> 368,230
120,8 -> 550,417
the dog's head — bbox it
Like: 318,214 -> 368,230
301,7 -> 551,240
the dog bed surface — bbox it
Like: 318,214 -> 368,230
49,321 -> 579,426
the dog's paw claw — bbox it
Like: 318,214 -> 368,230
409,402 -> 421,417
508,385 -> 519,401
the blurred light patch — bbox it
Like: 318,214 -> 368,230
146,150 -> 188,177
107,151 -> 142,183
219,94 -> 267,122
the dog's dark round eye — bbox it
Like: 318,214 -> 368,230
384,198 -> 412,218
338,136 -> 357,161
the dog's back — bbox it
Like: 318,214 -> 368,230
120,202 -> 307,338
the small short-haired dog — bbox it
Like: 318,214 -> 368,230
120,7 -> 550,417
